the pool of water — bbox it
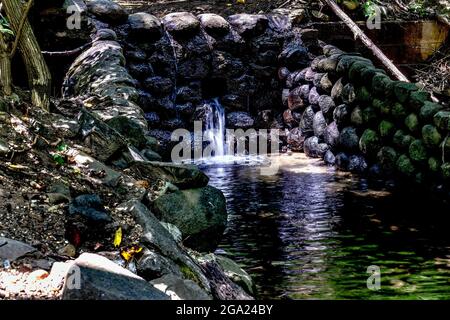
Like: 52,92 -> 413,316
200,153 -> 450,300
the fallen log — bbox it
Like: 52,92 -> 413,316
322,0 -> 410,82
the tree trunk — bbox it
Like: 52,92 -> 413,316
0,33 -> 12,96
3,0 -> 51,110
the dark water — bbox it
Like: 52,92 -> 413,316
200,154 -> 450,300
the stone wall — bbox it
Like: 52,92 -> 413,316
283,44 -> 450,195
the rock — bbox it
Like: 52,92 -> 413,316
313,111 -> 327,139
278,40 -> 309,70
324,121 -> 340,149
428,157 -> 441,172
198,13 -> 230,37
228,14 -> 268,38
331,78 -> 344,101
178,57 -> 210,79
118,200 -> 210,290
393,82 -> 418,103
211,51 -> 245,78
61,253 -> 169,300
0,237 -> 36,262
372,73 -> 394,97
335,152 -> 350,170
57,244 -> 77,258
348,61 -> 373,82
107,116 -> 147,147
318,95 -> 335,120
95,28 -> 118,41
442,163 -> 450,181
141,148 -> 163,161
144,76 -> 174,96
287,127 -> 304,151
129,161 -> 209,189
127,13 -> 162,40
68,195 -> 112,223
304,136 -> 320,158
359,129 -> 380,158
355,85 -> 371,103
287,86 -> 306,111
308,86 -> 320,105
422,125 -> 442,148
333,104 -> 351,128
377,147 -> 398,173
379,120 -> 395,140
151,274 -> 212,300
396,154 -> 416,177
160,222 -> 183,243
405,113 -> 420,133
362,107 -> 377,127
86,0 -> 128,24
226,111 -> 255,129
162,12 -> 200,36
433,110 -> 450,131
420,102 -> 443,123
409,90 -> 431,111
283,109 -> 300,128
409,139 -> 428,164
136,248 -> 183,280
278,67 -> 290,81
144,112 -> 161,127
350,106 -> 363,126
339,127 -> 359,152
393,129 -> 414,151
348,155 -> 368,173
341,83 -> 356,104
324,150 -> 336,165
391,102 -> 407,122
153,186 -> 227,252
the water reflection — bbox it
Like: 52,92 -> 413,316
200,153 -> 450,299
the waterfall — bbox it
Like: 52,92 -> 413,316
204,98 -> 227,157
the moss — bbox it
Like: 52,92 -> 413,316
348,61 -> 372,82
404,113 -> 419,133
372,98 -> 384,112
360,67 -> 386,86
396,154 -> 416,177
393,129 -> 414,150
434,111 -> 450,131
377,146 -> 398,173
409,90 -> 430,111
359,129 -> 380,157
379,120 -> 395,139
362,107 -> 377,127
372,74 -> 393,97
391,102 -> 407,121
179,263 -> 202,285
428,157 -> 441,172
420,101 -> 443,122
355,86 -> 371,103
393,81 -> 418,103
409,139 -> 428,164
422,124 -> 442,148
336,55 -> 373,74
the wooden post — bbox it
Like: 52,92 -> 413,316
3,0 -> 51,110
322,0 -> 410,82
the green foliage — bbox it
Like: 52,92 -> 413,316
362,0 -> 377,18
0,15 -> 13,36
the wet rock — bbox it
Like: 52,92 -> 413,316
95,28 -> 117,41
359,129 -> 380,158
226,112 -> 255,129
333,104 -> 350,128
299,106 -> 316,136
86,0 -> 128,24
348,155 -> 368,173
153,186 -> 227,252
61,253 -> 169,300
335,152 -> 350,170
228,14 -> 268,38
151,274 -> 212,300
162,12 -> 200,36
339,127 -> 359,152
68,195 -> 112,223
318,95 -> 335,121
324,150 -> 336,165
324,121 -> 340,149
308,86 -> 320,105
127,13 -> 162,41
144,76 -> 174,96
393,82 -> 418,103
198,13 -> 230,37
129,161 -> 209,189
313,111 -> 327,139
221,95 -> 246,111
287,127 -> 304,152
136,248 -> 183,280
279,40 -> 309,70
0,237 -> 36,262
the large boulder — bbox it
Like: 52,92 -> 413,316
153,186 -> 227,252
127,13 -> 162,40
86,0 -> 128,24
198,13 -> 230,37
228,14 -> 268,38
61,253 -> 169,300
162,12 -> 200,36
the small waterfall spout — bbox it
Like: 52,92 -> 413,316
204,98 -> 227,157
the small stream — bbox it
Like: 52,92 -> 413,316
200,154 -> 450,300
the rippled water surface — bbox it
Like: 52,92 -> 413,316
200,154 -> 450,299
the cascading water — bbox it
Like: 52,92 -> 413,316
204,98 -> 227,158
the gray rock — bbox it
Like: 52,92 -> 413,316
153,186 -> 227,252
339,127 -> 360,152
198,13 -> 230,37
324,150 -> 336,165
136,248 -> 183,280
86,0 -> 128,24
313,111 -> 327,139
127,13 -> 162,40
128,161 -> 209,189
228,14 -> 268,38
324,121 -> 340,149
151,274 -> 212,300
107,115 -> 147,148
0,237 -> 36,262
226,111 -> 255,129
162,12 -> 200,36
61,253 -> 169,300
68,194 -> 112,223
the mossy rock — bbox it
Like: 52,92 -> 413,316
360,67 -> 386,86
393,81 -> 418,103
391,102 -> 407,122
422,124 -> 442,148
317,56 -> 340,72
420,101 -> 443,123
409,139 -> 428,164
348,61 -> 373,82
377,146 -> 398,173
393,129 -> 414,150
428,157 -> 441,172
362,107 -> 377,127
442,163 -> 450,181
336,55 -> 373,74
404,113 -> 419,133
372,74 -> 393,97
379,120 -> 395,139
434,110 -> 450,131
409,90 -> 430,111
339,127 -> 360,152
359,129 -> 380,157
331,78 -> 344,101
341,83 -> 356,104
355,86 -> 371,103
350,106 -> 363,126
396,154 -> 416,177
440,137 -> 450,160
372,98 -> 383,112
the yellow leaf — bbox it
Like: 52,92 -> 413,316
120,245 -> 143,262
236,0 -> 245,4
113,227 -> 122,248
